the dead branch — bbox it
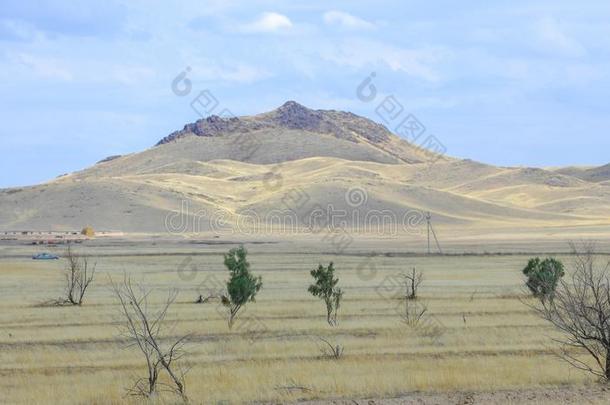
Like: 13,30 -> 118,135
63,245 -> 95,306
402,267 -> 424,300
401,298 -> 428,327
274,378 -> 313,393
111,274 -> 190,401
318,336 -> 344,359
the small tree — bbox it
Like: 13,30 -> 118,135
223,245 -> 262,329
111,275 -> 189,400
529,242 -> 610,380
403,267 -> 423,300
64,245 -> 95,306
308,262 -> 343,326
523,257 -> 564,300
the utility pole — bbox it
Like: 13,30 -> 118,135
426,211 -> 442,255
426,212 -> 431,254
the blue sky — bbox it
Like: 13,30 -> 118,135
1,1 -> 609,188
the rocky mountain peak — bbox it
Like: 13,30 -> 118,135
270,100 -> 333,133
276,100 -> 309,113
274,100 -> 318,121
155,101 -> 391,146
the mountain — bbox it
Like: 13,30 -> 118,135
555,164 -> 610,183
1,101 -> 609,234
155,101 -> 434,165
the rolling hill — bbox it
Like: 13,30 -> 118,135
1,101 -> 609,235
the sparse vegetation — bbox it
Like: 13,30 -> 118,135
523,257 -> 564,300
223,245 -> 262,329
58,245 -> 96,306
403,267 -> 423,300
401,298 -> 428,327
111,275 -> 190,400
6,248 -> 610,403
308,262 -> 343,326
317,337 -> 344,360
530,242 -> 610,380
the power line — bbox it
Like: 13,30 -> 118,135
426,212 -> 442,255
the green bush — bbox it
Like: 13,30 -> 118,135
223,245 -> 262,329
523,257 -> 564,300
308,262 -> 343,326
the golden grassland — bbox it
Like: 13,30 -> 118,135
0,245 -> 604,404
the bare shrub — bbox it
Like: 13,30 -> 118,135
274,378 -> 313,394
403,267 -> 423,300
529,241 -> 610,380
401,298 -> 428,327
111,275 -> 190,400
400,270 -> 427,327
40,245 -> 96,307
64,245 -> 96,306
194,294 -> 229,304
317,337 -> 344,359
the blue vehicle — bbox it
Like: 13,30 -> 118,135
32,252 -> 59,260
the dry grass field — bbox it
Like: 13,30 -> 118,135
1,240 -> 609,404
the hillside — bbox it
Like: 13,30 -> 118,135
555,164 -> 610,183
0,101 -> 609,234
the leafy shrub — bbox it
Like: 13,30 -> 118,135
523,257 -> 564,300
223,245 -> 262,329
308,262 -> 343,326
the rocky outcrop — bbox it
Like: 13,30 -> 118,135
156,101 -> 391,146
96,155 -> 122,164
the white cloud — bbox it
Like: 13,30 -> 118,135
0,18 -> 41,41
218,64 -> 271,83
242,12 -> 292,33
320,40 -> 446,82
13,53 -> 73,81
112,65 -> 156,85
4,51 -> 160,86
323,11 -> 375,30
535,17 -> 585,57
189,59 -> 271,83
